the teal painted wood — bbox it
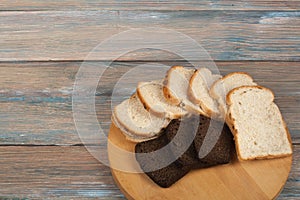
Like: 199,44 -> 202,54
0,61 -> 299,145
0,145 -> 298,199
0,146 -> 125,199
0,11 -> 299,61
0,0 -> 298,11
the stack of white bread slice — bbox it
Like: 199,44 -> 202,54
112,66 -> 292,160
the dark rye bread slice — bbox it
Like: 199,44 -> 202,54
135,115 -> 234,188
135,133 -> 190,188
194,115 -> 234,165
165,115 -> 234,169
165,116 -> 208,169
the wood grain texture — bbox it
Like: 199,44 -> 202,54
0,10 -> 299,61
0,61 -> 299,145
1,1 -> 299,199
0,0 -> 298,11
109,123 -> 294,200
0,145 -> 298,199
0,146 -> 124,199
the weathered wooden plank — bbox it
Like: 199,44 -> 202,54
1,61 -> 299,95
0,146 -> 124,199
0,10 -> 299,61
0,97 -> 298,145
0,0 -> 298,11
0,145 -> 298,199
0,61 -> 299,145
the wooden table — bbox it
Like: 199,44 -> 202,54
0,1 -> 299,199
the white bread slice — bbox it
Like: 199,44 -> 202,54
111,113 -> 158,142
226,86 -> 293,160
210,72 -> 257,117
113,94 -> 170,142
163,66 -> 206,115
137,80 -> 188,119
188,68 -> 222,117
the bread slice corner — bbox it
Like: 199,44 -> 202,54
210,72 -> 257,118
226,85 -> 293,160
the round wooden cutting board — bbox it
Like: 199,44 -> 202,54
108,123 -> 292,200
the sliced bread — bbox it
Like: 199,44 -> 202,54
137,80 -> 188,119
113,94 -> 170,142
135,133 -> 190,188
188,68 -> 222,117
210,72 -> 257,117
111,113 -> 158,142
163,66 -> 206,115
193,115 -> 233,165
226,86 -> 293,160
164,115 -> 233,169
164,116 -> 203,169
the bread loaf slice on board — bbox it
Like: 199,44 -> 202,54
135,133 -> 190,188
137,80 -> 188,119
188,68 -> 222,117
210,72 -> 257,118
111,114 -> 159,142
163,66 -> 206,115
113,94 -> 170,142
226,86 -> 293,160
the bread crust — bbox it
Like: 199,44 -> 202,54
201,104 -> 214,117
113,94 -> 169,138
226,85 -> 292,161
136,81 -> 185,119
226,85 -> 274,106
163,66 -> 186,105
111,115 -> 160,143
136,82 -> 165,118
163,65 -> 209,117
188,69 -> 220,118
282,116 -> 294,156
210,72 -> 256,118
210,72 -> 254,99
188,70 -> 202,105
226,108 -> 292,161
